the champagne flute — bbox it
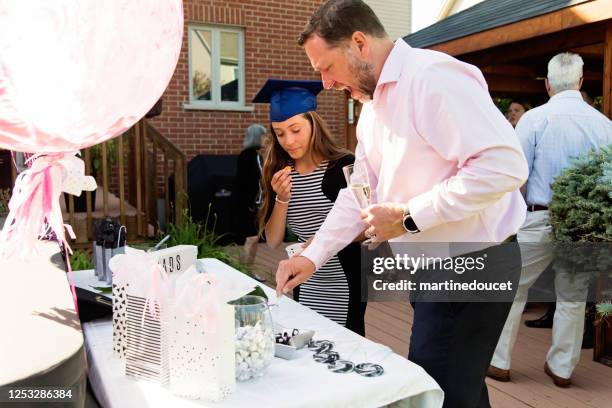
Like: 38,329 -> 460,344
342,163 -> 371,210
343,163 -> 377,246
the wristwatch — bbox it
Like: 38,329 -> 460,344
402,206 -> 420,234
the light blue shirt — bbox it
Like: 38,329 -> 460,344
516,90 -> 612,206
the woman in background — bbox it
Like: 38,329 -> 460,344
232,124 -> 267,266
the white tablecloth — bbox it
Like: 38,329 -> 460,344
83,258 -> 443,408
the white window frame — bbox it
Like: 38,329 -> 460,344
185,24 -> 251,111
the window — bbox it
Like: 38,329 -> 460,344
187,24 -> 248,110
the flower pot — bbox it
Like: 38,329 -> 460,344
594,313 -> 612,367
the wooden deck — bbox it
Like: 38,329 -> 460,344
244,242 -> 612,408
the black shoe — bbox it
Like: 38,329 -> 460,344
525,312 -> 554,328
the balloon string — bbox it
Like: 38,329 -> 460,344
0,153 -> 72,258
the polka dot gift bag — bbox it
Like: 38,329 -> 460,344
168,263 -> 250,401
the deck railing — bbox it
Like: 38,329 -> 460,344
58,119 -> 187,246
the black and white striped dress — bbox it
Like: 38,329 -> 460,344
287,160 -> 350,325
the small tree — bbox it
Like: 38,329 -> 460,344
549,145 -> 612,242
549,145 -> 612,317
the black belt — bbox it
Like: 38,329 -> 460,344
527,205 -> 548,212
503,234 -> 517,243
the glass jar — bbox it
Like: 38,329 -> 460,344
230,295 -> 275,381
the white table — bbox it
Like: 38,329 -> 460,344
82,259 -> 443,408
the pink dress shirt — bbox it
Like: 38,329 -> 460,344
302,39 -> 528,270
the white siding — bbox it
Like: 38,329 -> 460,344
411,0 -> 486,33
449,0 -> 486,14
365,0 -> 412,39
411,0 -> 445,33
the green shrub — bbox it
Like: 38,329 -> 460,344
549,145 -> 612,307
166,205 -> 251,276
549,145 -> 612,242
71,250 -> 94,271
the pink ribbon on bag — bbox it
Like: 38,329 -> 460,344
141,263 -> 169,328
177,272 -> 220,333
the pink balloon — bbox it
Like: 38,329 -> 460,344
0,0 -> 183,153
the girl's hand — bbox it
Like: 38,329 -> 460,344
271,166 -> 292,202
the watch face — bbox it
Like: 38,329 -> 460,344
403,215 -> 419,233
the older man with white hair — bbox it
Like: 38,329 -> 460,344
487,52 -> 612,387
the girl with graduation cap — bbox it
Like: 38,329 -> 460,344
254,79 -> 366,335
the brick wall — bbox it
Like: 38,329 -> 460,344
149,0 -> 348,161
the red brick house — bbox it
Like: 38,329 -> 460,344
150,0 -> 348,159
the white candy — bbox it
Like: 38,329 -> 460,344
234,323 -> 274,381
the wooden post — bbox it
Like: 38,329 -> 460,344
101,142 -> 109,216
135,122 -> 143,236
127,127 -> 137,206
142,122 -> 150,238
117,135 -> 126,227
152,144 -> 158,237
603,22 -> 612,118
84,148 -> 93,240
10,154 -> 17,186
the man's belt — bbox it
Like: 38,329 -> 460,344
527,205 -> 548,212
503,234 -> 517,243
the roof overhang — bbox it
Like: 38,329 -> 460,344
406,0 -> 612,56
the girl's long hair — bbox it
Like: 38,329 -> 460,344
258,111 -> 351,236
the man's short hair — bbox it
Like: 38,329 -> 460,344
547,53 -> 583,94
298,0 -> 387,47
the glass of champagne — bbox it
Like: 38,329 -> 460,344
343,162 -> 371,209
343,162 -> 378,248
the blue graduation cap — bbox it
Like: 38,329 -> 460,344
252,79 -> 324,122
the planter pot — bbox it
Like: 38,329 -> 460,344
594,313 -> 612,367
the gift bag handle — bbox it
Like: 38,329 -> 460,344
116,225 -> 126,249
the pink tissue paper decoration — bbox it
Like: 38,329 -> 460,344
0,0 -> 183,258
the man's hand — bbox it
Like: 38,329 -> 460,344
361,202 -> 406,242
275,256 -> 316,297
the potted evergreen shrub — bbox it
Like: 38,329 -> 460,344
548,144 -> 612,366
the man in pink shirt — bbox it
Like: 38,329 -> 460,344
275,1 -> 528,406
